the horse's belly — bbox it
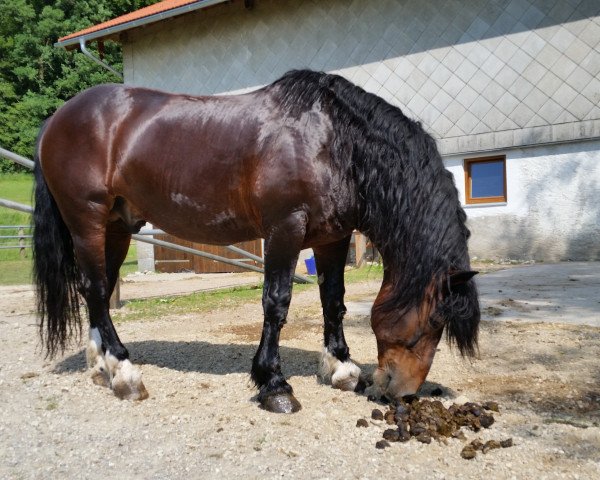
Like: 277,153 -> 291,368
119,193 -> 261,246
155,216 -> 259,246
153,209 -> 260,246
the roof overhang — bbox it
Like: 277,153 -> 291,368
55,0 -> 230,49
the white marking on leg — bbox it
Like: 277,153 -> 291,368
90,327 -> 102,350
319,348 -> 361,391
86,328 -> 110,387
86,327 -> 103,367
104,349 -> 119,380
319,347 -> 338,383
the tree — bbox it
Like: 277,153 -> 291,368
0,0 -> 158,172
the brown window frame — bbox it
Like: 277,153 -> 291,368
464,155 -> 507,205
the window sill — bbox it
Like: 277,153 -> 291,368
464,202 -> 507,208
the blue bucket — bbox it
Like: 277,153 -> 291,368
304,256 -> 317,275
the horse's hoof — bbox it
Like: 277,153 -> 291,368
112,376 -> 149,401
260,393 -> 302,413
91,366 -> 110,388
333,375 -> 359,391
331,362 -> 362,391
89,355 -> 110,387
110,359 -> 149,401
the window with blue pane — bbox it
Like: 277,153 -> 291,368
464,156 -> 506,204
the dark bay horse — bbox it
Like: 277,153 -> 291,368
33,70 -> 480,413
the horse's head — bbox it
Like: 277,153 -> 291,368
370,270 -> 479,401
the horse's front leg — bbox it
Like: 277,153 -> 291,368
251,213 -> 306,413
315,237 -> 364,392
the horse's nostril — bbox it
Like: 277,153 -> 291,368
354,377 -> 367,393
402,394 -> 418,403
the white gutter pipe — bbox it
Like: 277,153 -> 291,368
79,38 -> 123,80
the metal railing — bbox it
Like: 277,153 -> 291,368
0,147 -> 315,285
0,225 -> 32,255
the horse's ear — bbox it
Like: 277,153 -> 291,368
448,270 -> 478,288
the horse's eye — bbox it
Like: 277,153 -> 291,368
429,311 -> 445,329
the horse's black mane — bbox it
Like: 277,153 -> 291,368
269,69 -> 479,355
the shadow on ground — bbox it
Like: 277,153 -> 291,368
54,341 -> 355,378
53,340 -> 455,401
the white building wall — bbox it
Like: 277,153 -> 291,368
136,225 -> 156,272
444,140 -> 600,261
123,0 -> 600,156
122,0 -> 600,262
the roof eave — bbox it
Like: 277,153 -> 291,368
54,0 -> 229,48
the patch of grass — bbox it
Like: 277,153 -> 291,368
45,398 -> 59,411
0,240 -> 32,262
543,417 -> 591,429
120,243 -> 138,276
344,263 -> 383,283
113,264 -> 382,323
0,242 -> 139,286
0,210 -> 31,230
0,173 -> 34,268
0,218 -> 33,262
0,259 -> 33,285
0,172 -> 34,204
0,174 -> 33,240
113,283 -> 266,322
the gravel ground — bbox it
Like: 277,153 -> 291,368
1,267 -> 599,479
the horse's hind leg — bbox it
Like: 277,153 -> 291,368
315,236 -> 364,392
75,216 -> 148,400
86,221 -> 136,391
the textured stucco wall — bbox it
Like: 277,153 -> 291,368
122,0 -> 600,262
444,140 -> 600,261
122,0 -> 600,156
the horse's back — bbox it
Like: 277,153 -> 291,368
39,84 -> 170,177
38,83 -> 355,246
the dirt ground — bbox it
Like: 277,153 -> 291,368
1,265 -> 599,479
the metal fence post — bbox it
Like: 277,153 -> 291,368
109,279 -> 121,309
18,227 -> 25,257
355,232 -> 367,267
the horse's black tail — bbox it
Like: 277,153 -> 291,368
33,124 -> 81,358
